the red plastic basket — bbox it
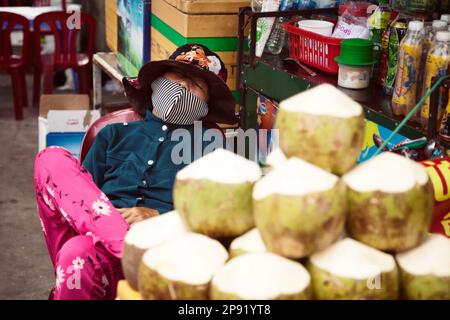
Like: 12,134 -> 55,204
284,20 -> 343,74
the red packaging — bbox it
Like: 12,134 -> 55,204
421,157 -> 450,238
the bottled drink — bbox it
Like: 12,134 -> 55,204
265,0 -> 296,55
422,31 -> 450,130
426,20 -> 448,49
441,14 -> 450,25
417,20 -> 448,102
391,21 -> 425,118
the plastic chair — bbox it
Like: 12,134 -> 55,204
0,0 -> 66,9
32,11 -> 96,106
79,108 -> 227,163
79,108 -> 145,163
0,12 -> 31,120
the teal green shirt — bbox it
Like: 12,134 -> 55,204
82,111 -> 223,214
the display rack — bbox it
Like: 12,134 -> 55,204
236,6 -> 450,151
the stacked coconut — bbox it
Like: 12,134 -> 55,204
118,84 -> 449,300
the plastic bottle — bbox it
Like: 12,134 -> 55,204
391,21 -> 425,118
426,20 -> 448,48
421,31 -> 450,130
265,0 -> 296,55
417,20 -> 448,101
441,14 -> 450,25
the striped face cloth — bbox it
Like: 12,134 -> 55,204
151,77 -> 209,126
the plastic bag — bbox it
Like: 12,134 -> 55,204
255,0 -> 282,57
332,1 -> 371,39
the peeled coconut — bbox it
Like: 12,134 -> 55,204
343,152 -> 434,252
116,280 -> 142,300
309,238 -> 399,300
229,229 -> 266,258
276,84 -> 364,175
122,211 -> 188,290
138,233 -> 228,300
396,234 -> 450,300
253,158 -> 347,259
174,149 -> 262,239
211,253 -> 312,300
265,148 -> 287,169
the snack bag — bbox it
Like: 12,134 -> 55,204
421,157 -> 450,238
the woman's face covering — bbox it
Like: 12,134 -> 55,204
163,70 -> 210,103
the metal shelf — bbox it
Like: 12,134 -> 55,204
236,7 -> 450,150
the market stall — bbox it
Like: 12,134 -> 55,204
99,0 -> 450,301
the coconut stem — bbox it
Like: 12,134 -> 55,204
374,75 -> 450,157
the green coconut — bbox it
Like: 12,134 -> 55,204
122,211 -> 188,290
174,149 -> 262,239
229,228 -> 266,258
211,253 -> 312,300
309,238 -> 399,300
138,233 -> 228,300
396,234 -> 450,300
253,158 -> 347,259
276,84 -> 365,176
343,152 -> 434,252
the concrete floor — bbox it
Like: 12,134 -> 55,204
0,74 -> 54,300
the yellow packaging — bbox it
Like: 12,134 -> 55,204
421,54 -> 450,126
392,42 -> 423,117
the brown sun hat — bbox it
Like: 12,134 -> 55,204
122,43 -> 237,125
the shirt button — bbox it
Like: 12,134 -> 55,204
142,180 -> 147,186
158,137 -> 165,142
162,125 -> 168,131
147,160 -> 154,166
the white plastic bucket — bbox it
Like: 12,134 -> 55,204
297,20 -> 334,37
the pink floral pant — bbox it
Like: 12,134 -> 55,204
34,147 -> 129,300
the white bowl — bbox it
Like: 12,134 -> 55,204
297,20 -> 334,37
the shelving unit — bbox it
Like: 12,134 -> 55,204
236,7 -> 450,152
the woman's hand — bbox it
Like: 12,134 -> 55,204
117,207 -> 160,226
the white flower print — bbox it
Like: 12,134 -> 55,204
207,56 -> 222,75
102,274 -> 109,288
43,194 -> 55,211
72,257 -> 85,270
39,218 -> 46,236
60,208 -> 70,223
92,199 -> 111,216
46,186 -> 55,198
56,266 -> 65,290
100,192 -> 109,202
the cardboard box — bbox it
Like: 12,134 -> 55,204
105,0 -> 118,52
38,95 -> 101,160
168,0 -> 250,14
117,0 -> 152,77
152,0 -> 246,38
